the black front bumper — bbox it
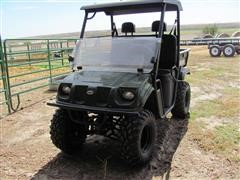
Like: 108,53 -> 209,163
47,101 -> 141,115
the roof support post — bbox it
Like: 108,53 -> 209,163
154,3 -> 166,75
176,9 -> 180,67
110,15 -> 114,37
80,11 -> 88,39
157,4 -> 166,38
153,4 -> 166,118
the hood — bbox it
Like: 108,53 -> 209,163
62,71 -> 150,88
58,71 -> 154,109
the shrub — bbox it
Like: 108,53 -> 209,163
202,24 -> 218,36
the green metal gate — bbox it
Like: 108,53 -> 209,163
0,38 -> 78,116
0,36 -> 10,117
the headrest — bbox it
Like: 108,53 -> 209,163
121,22 -> 136,33
152,21 -> 167,32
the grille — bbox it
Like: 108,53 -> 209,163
96,87 -> 111,106
73,86 -> 111,107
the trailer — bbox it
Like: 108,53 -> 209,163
180,38 -> 240,57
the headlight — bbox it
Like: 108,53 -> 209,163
122,91 -> 135,101
62,85 -> 71,95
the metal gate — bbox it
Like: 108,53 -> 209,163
0,36 -> 10,117
0,37 -> 78,116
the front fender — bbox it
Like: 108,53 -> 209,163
138,82 -> 154,107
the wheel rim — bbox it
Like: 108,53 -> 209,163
140,125 -> 152,153
224,47 -> 233,56
211,47 -> 219,56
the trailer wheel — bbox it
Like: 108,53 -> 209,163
223,44 -> 236,57
209,45 -> 221,57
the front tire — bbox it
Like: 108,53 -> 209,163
50,109 -> 87,154
172,81 -> 191,118
120,110 -> 157,166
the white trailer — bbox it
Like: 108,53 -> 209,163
180,38 -> 240,57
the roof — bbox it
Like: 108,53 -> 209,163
81,0 -> 182,15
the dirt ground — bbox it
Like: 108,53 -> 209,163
0,46 -> 239,179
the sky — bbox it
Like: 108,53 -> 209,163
0,0 -> 239,39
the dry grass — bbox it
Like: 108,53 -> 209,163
185,46 -> 240,162
189,121 -> 240,162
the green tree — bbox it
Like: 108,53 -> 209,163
202,24 -> 218,36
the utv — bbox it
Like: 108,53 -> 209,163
48,0 -> 191,166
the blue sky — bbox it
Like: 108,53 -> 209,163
0,0 -> 239,38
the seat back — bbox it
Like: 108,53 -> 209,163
151,20 -> 177,69
151,20 -> 167,33
159,34 -> 177,69
121,22 -> 135,36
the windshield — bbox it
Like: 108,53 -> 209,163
72,37 -> 160,73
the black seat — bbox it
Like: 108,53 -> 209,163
121,22 -> 135,36
159,35 -> 177,71
151,21 -> 177,71
152,21 -> 177,108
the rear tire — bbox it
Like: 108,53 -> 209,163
50,109 -> 87,154
209,45 -> 221,57
223,44 -> 236,57
172,81 -> 191,118
120,110 -> 157,166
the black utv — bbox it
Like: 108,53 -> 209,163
48,0 -> 191,166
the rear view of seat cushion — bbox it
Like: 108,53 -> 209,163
151,20 -> 167,32
159,35 -> 177,70
121,22 -> 136,33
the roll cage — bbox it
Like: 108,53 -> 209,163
79,0 -> 182,71
79,1 -> 182,117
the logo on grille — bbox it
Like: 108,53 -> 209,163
86,90 -> 94,95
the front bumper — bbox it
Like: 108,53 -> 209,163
47,100 -> 141,115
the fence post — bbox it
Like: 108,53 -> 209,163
8,45 -> 14,62
26,42 -> 31,66
47,40 -> 53,84
1,39 -> 11,113
60,41 -> 64,66
0,37 -> 8,113
67,40 -> 69,49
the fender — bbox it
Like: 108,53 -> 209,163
138,81 -> 164,118
138,82 -> 154,107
